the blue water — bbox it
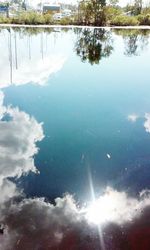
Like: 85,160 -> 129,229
1,27 -> 150,201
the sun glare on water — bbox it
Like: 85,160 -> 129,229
86,188 -> 127,225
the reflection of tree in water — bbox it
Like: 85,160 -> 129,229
74,28 -> 113,65
113,29 -> 150,56
10,27 -> 70,37
11,27 -> 57,36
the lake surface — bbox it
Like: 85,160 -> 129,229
0,26 -> 150,250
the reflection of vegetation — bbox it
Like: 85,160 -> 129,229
113,29 -> 150,56
11,27 -> 47,35
113,29 -> 150,37
75,28 -> 113,65
10,27 -> 69,36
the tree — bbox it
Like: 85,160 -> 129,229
107,0 -> 119,6
78,0 -> 93,25
11,0 -> 22,5
134,0 -> 142,15
78,0 -> 107,25
91,0 -> 106,25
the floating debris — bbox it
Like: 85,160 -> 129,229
107,154 -> 111,159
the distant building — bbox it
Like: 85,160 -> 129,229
62,9 -> 72,17
43,4 -> 61,14
0,3 -> 9,17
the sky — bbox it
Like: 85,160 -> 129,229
27,0 -> 149,7
1,0 -> 149,7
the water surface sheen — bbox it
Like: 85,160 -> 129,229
1,26 -> 150,250
0,27 -> 150,201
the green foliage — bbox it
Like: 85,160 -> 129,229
19,12 -> 45,24
134,0 -> 142,15
78,0 -> 107,25
110,15 -> 139,26
0,2 -> 8,7
0,12 -> 54,25
123,4 -> 135,15
142,7 -> 150,15
124,0 -> 142,16
0,1 -> 149,27
138,14 -> 150,25
0,16 -> 10,24
59,17 -> 73,25
105,6 -> 122,24
107,0 -> 119,6
43,14 -> 53,24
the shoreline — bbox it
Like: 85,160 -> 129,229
0,23 -> 150,29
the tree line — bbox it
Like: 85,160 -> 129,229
76,0 -> 150,26
0,0 -> 150,26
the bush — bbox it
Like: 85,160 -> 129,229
10,16 -> 24,24
44,14 -> 53,24
105,6 -> 123,24
21,12 -> 45,25
0,15 -> 10,24
59,17 -> 73,25
10,12 -> 45,25
138,14 -> 150,25
8,12 -> 54,25
110,15 -> 139,26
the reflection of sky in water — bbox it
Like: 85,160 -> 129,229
2,27 -> 150,199
0,27 -> 150,250
0,28 -> 71,87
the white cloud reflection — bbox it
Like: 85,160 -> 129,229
0,29 -> 66,88
144,113 -> 150,133
0,28 -> 150,250
1,187 -> 150,250
0,88 -> 149,249
127,112 -> 150,134
0,90 -> 44,203
0,106 -> 44,180
85,187 -> 150,225
128,114 -> 139,122
0,91 -> 149,250
0,56 -> 66,88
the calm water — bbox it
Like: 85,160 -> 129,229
0,27 -> 150,250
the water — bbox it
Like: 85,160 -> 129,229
0,26 -> 150,250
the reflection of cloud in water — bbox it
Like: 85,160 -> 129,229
0,56 -> 66,88
86,187 -> 150,225
1,187 -> 150,249
0,29 -> 150,249
0,90 -> 44,203
128,114 -> 139,122
127,112 -> 150,134
0,29 -> 66,88
0,91 -> 150,249
17,57 -> 65,86
144,113 -> 150,133
0,102 -> 44,180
